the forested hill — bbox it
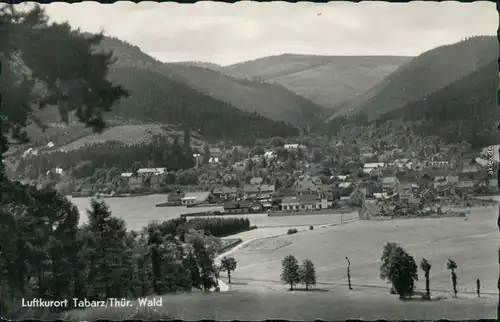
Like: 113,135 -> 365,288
106,66 -> 299,143
377,59 -> 499,148
96,37 -> 329,127
331,36 -> 498,119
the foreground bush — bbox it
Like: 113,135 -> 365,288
287,228 -> 298,235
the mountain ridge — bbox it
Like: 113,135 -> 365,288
96,37 -> 330,126
330,36 -> 498,119
222,54 -> 412,109
377,58 -> 499,148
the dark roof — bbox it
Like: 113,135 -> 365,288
214,187 -> 238,194
243,185 -> 260,193
239,200 -> 252,208
316,184 -> 333,192
223,201 -> 238,209
299,194 -> 317,205
381,177 -> 398,185
281,196 -> 299,204
275,188 -> 297,197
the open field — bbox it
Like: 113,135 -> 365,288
225,206 -> 500,298
61,288 -> 496,321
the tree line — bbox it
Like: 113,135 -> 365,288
0,181 -> 253,318
17,131 -> 196,178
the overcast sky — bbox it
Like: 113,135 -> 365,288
40,1 -> 496,66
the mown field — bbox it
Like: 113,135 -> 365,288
227,207 -> 499,297
61,288 -> 496,321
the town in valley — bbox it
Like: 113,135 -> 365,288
0,1 -> 498,321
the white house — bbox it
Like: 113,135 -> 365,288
264,151 -> 277,159
363,162 -> 385,169
209,157 -> 220,164
181,196 -> 197,205
137,167 -> 167,176
281,196 -> 300,211
338,182 -> 353,189
427,160 -> 449,168
284,144 -> 306,150
331,175 -> 349,182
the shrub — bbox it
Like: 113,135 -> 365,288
287,228 -> 298,235
309,225 -> 314,230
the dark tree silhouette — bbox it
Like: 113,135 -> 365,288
420,258 -> 432,300
345,257 -> 353,290
446,259 -> 458,298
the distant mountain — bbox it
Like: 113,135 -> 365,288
377,59 -> 499,148
222,54 -> 411,109
96,37 -> 329,126
331,36 -> 498,119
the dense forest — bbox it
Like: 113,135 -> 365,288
0,185 -> 249,318
377,59 -> 499,148
17,132 -> 198,177
104,66 -> 299,143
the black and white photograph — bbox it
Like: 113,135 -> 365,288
0,1 -> 499,320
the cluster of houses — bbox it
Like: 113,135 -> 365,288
76,167 -> 168,196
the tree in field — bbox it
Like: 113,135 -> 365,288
379,243 -> 418,299
298,259 -> 316,291
476,278 -> 481,297
446,259 -> 458,298
380,242 -> 399,293
281,255 -> 300,290
345,257 -> 353,290
419,258 -> 432,300
220,256 -> 237,284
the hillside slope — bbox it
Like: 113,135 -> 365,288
97,37 -> 329,126
104,66 -> 299,143
222,54 -> 412,109
377,59 -> 499,148
331,36 -> 498,119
